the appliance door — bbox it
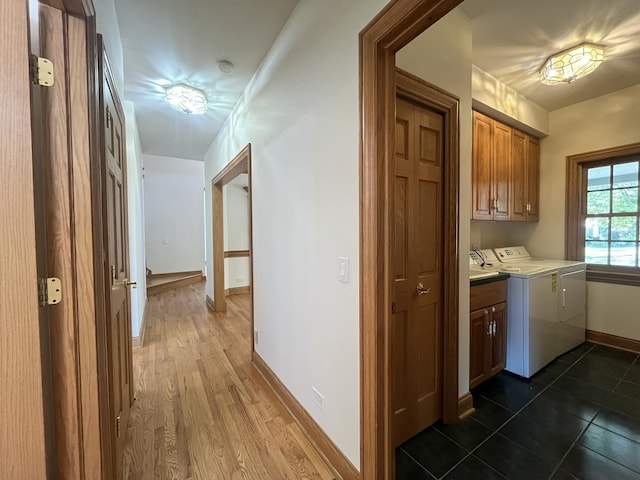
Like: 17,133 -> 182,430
527,271 -> 559,377
558,269 -> 586,355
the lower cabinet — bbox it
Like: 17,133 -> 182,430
469,280 -> 508,389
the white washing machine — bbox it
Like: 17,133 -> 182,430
492,246 -> 586,378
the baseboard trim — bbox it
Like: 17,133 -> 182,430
132,302 -> 149,349
206,295 -> 215,312
457,392 -> 475,420
252,352 -> 358,480
225,286 -> 250,296
586,329 -> 640,354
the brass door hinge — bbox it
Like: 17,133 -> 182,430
39,277 -> 62,307
29,54 -> 54,87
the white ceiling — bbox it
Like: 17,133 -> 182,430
460,0 -> 640,111
117,0 -> 640,161
114,0 -> 298,161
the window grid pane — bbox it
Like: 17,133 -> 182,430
583,160 -> 640,268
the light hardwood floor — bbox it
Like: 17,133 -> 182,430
122,284 -> 337,479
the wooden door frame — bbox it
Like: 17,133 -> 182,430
210,144 -> 254,331
359,1 -> 463,478
36,1 -> 116,479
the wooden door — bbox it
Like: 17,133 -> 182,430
472,111 -> 493,220
99,38 -> 133,477
489,302 -> 507,376
526,136 -> 540,222
392,97 -> 444,446
493,122 -> 511,220
511,130 -> 527,221
1,0 -> 49,477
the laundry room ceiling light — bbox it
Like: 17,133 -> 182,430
539,43 -> 604,85
165,84 -> 208,115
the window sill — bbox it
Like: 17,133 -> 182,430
587,268 -> 640,287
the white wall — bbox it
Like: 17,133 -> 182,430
223,182 -> 250,289
144,155 -> 205,274
204,0 -> 388,468
397,8 -> 473,397
124,101 -> 147,337
93,0 -> 124,95
472,65 -> 549,136
523,84 -> 640,341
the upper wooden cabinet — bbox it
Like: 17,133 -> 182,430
472,111 -> 540,222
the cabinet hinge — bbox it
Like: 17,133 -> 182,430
116,415 -> 121,437
38,277 -> 62,307
391,302 -> 397,314
29,54 -> 55,87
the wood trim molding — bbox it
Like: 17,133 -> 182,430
132,302 -> 149,349
566,142 -> 640,261
457,393 -> 474,420
224,250 -> 250,258
252,353 -> 359,480
586,330 -> 640,354
211,143 -> 253,334
206,295 -> 215,312
359,2 -> 463,478
225,286 -> 250,296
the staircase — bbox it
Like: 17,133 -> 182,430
146,271 -> 204,296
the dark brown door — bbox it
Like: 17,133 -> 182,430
99,38 -> 133,477
392,97 -> 444,446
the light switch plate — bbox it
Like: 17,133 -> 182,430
338,257 -> 349,283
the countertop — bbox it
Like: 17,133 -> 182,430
470,272 -> 510,287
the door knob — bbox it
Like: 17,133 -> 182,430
416,282 -> 431,295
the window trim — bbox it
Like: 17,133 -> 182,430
566,142 -> 640,287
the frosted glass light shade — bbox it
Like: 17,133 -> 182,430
165,84 -> 208,115
540,43 -> 604,85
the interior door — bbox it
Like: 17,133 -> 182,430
392,97 -> 444,446
98,37 -> 133,478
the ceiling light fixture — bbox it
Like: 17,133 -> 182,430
165,84 -> 208,115
539,43 -> 604,85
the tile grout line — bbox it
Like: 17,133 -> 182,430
435,344 -> 596,479
546,354 -> 640,479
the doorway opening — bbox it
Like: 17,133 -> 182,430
210,144 -> 254,339
359,1 -> 463,478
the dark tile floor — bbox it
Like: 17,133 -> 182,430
397,342 -> 640,479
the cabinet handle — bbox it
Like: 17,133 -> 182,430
526,202 -> 531,212
492,306 -> 496,313
493,321 -> 497,336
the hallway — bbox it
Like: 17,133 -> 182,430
121,284 -> 336,479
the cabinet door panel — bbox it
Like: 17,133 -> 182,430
489,302 -> 508,376
469,308 -> 489,389
526,136 -> 540,222
493,122 -> 511,220
472,112 -> 494,220
511,130 -> 527,221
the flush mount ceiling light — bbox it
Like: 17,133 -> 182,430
165,84 -> 208,115
539,43 -> 604,85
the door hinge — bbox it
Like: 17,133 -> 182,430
29,54 -> 55,87
39,277 -> 62,307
